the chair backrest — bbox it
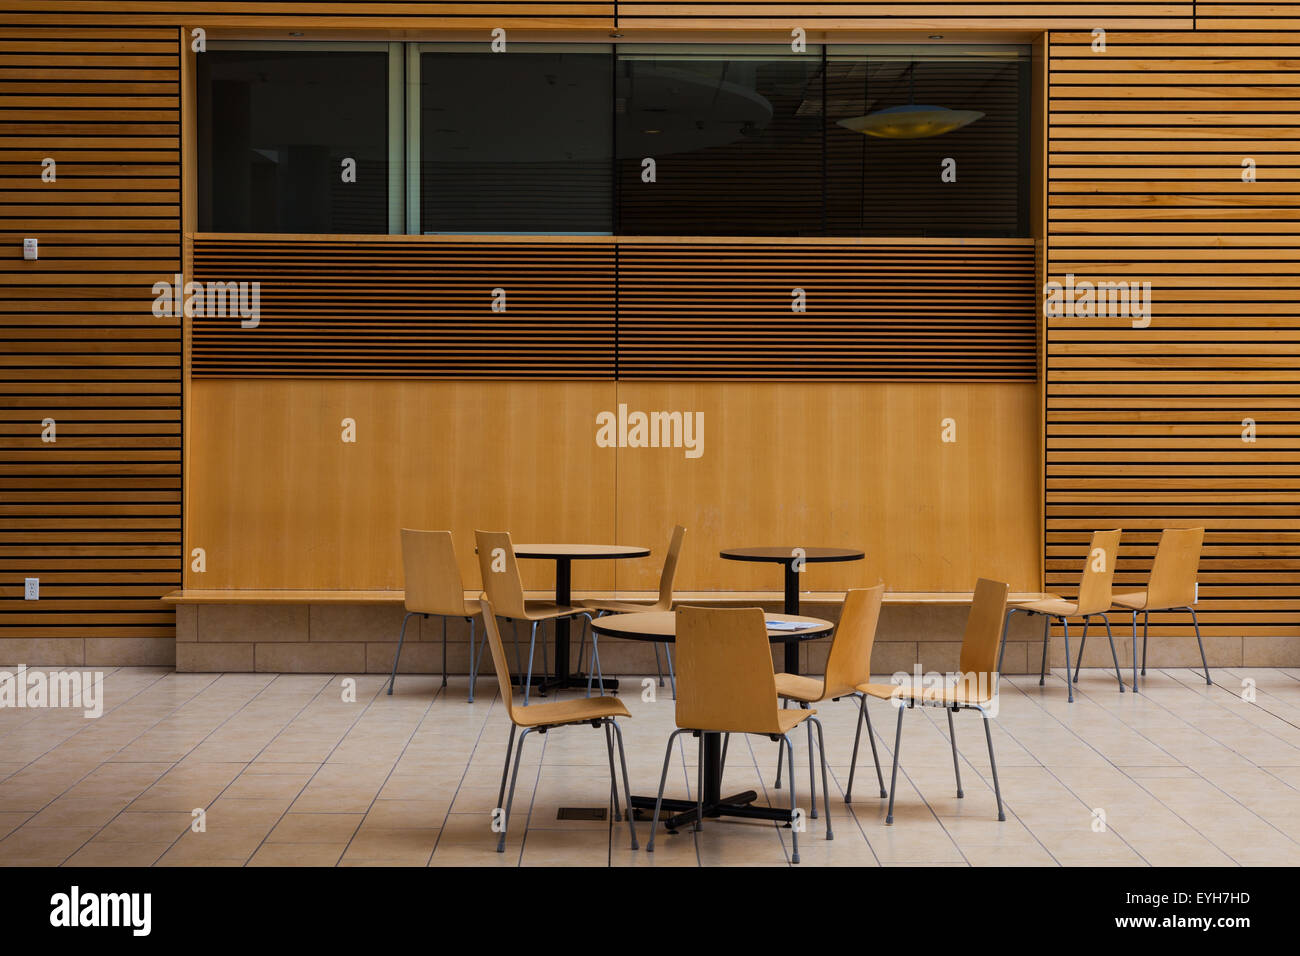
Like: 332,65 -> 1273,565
822,585 -> 886,698
675,606 -> 784,735
957,578 -> 1011,683
401,529 -> 467,617
475,594 -> 518,723
1075,528 -> 1122,616
654,525 -> 687,610
474,530 -> 528,619
1146,527 -> 1204,610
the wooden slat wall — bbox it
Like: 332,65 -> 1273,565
618,3 -> 1192,30
1046,31 -> 1300,640
0,25 -> 182,644
617,240 -> 1036,380
0,2 -> 1191,31
191,235 -> 1036,381
192,237 -> 617,378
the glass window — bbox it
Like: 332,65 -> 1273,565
418,45 -> 613,234
616,45 -> 826,236
825,46 -> 1030,237
197,47 -> 391,233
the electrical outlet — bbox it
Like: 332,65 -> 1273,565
24,577 -> 39,600
23,238 -> 38,261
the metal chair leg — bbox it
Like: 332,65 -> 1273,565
1038,613 -> 1050,686
663,643 -> 677,699
496,724 -> 517,813
653,641 -> 665,687
523,621 -> 539,705
588,614 -> 604,696
1142,610 -> 1149,676
468,617 -> 486,702
695,733 -> 704,832
775,698 -> 789,788
498,727 -> 532,852
441,616 -> 448,688
784,731 -> 799,864
802,702 -> 817,819
719,733 -> 729,781
863,699 -> 887,798
1101,613 -> 1125,691
1131,609 -> 1140,693
980,707 -> 1006,821
847,693 -> 865,802
1188,606 -> 1210,685
1062,617 -> 1074,703
384,613 -> 416,697
1073,617 -> 1089,682
510,620 -> 522,675
611,719 -> 639,850
648,728 -> 687,853
603,720 -> 621,822
885,701 -> 906,825
809,716 -> 833,840
947,706 -> 964,798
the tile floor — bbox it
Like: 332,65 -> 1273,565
1,665 -> 1298,867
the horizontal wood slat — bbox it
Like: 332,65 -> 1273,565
189,236 -> 1036,381
1046,31 -> 1300,639
617,241 -> 1037,380
191,238 -> 617,378
0,25 -> 181,642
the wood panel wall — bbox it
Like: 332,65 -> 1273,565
0,25 -> 182,654
186,379 -> 1041,593
0,2 -> 1191,31
189,235 -> 1035,381
1046,31 -> 1300,641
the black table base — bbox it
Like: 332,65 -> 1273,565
628,729 -> 794,832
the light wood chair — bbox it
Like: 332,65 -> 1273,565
647,605 -> 831,864
860,578 -> 1011,825
770,585 -> 889,807
577,524 -> 686,697
997,529 -> 1125,702
474,530 -> 593,705
477,595 -> 637,853
1111,527 -> 1208,691
390,529 -> 485,700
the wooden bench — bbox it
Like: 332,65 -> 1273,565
163,589 -> 1053,606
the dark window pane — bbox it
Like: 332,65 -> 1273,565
197,50 -> 389,233
826,50 -> 1029,237
420,48 -> 612,234
616,47 -> 825,236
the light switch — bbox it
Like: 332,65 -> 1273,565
23,238 -> 38,260
24,577 -> 39,600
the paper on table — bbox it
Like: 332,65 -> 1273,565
765,619 -> 815,631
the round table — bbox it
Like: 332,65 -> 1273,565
591,609 -> 834,833
513,543 -> 650,693
720,546 -> 864,672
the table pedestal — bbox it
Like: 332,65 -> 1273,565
536,557 -> 619,695
628,731 -> 794,829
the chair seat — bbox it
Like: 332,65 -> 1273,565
774,672 -> 825,703
859,677 -> 994,707
1018,597 -> 1079,617
516,601 -> 587,622
512,694 -> 630,728
1112,590 -> 1150,611
407,599 -> 482,618
577,597 -> 668,614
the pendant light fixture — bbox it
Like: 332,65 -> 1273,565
837,59 -> 983,140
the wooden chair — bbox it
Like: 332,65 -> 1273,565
577,525 -> 686,696
770,585 -> 889,807
477,595 -> 637,853
860,578 -> 1010,825
647,605 -> 831,864
390,529 -> 485,700
1111,527 -> 1208,691
997,529 -> 1125,702
474,530 -> 592,704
